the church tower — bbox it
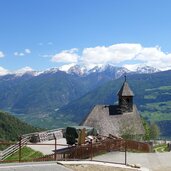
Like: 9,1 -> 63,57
117,76 -> 134,113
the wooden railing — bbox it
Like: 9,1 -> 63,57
33,138 -> 151,163
0,137 -> 29,160
22,128 -> 64,141
0,128 -> 64,161
0,133 -> 151,163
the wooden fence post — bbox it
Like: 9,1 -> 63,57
19,136 -> 22,162
90,139 -> 93,161
125,140 -> 127,165
53,133 -> 57,161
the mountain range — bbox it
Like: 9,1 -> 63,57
0,64 -> 160,77
0,64 -> 171,137
0,64 -> 159,116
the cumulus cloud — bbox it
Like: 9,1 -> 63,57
82,44 -> 142,65
0,51 -> 5,58
51,48 -> 79,63
51,44 -> 171,71
0,67 -> 9,75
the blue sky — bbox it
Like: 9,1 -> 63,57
0,0 -> 171,73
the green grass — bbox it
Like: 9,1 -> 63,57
153,144 -> 169,152
140,101 -> 171,122
145,86 -> 171,92
144,86 -> 171,100
5,146 -> 43,162
144,94 -> 157,99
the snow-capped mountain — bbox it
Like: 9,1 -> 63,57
135,66 -> 160,74
58,64 -> 131,78
68,65 -> 88,76
0,67 -> 39,77
57,64 -> 160,76
0,64 -> 160,78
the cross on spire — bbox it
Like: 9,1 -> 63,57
124,74 -> 127,82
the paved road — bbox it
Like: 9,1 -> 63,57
93,151 -> 171,171
0,161 -> 148,171
0,162 -> 72,171
27,138 -> 67,155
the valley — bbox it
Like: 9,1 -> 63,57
0,65 -> 171,138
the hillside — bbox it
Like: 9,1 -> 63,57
0,66 -> 170,137
0,111 -> 40,141
54,70 -> 171,137
0,64 -> 158,117
0,68 -> 122,116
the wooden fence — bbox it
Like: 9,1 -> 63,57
33,138 -> 151,164
0,128 -> 64,161
0,134 -> 151,164
0,137 -> 29,160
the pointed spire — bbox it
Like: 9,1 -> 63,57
117,76 -> 134,96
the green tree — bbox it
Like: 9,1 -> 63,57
149,122 -> 160,141
142,118 -> 150,141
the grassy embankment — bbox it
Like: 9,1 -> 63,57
5,146 -> 43,162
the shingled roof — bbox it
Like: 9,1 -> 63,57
82,105 -> 144,137
117,81 -> 134,96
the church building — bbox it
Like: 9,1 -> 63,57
82,77 -> 145,139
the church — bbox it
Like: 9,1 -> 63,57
82,77 -> 145,140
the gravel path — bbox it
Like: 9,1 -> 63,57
27,138 -> 67,155
93,151 -> 171,171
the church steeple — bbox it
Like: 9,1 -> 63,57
117,76 -> 134,113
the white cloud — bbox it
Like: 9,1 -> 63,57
14,52 -> 24,56
25,49 -> 31,54
14,49 -> 31,56
51,48 -> 79,63
14,52 -> 18,56
15,66 -> 33,74
19,52 -> 25,56
0,51 -> 5,58
0,67 -> 9,75
51,44 -> 171,71
82,44 -> 142,65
